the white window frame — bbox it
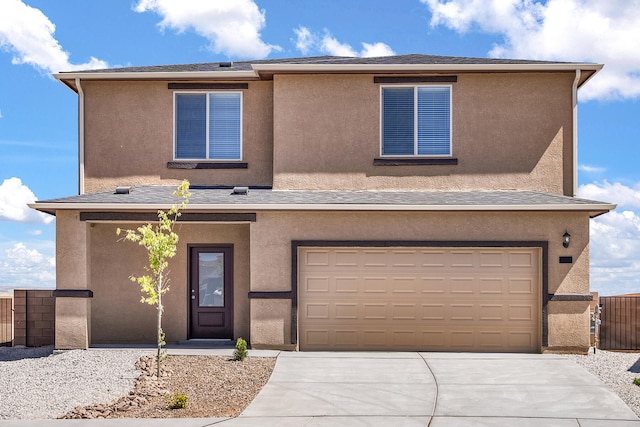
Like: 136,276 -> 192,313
173,91 -> 243,161
379,84 -> 452,157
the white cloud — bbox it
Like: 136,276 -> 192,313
134,0 -> 280,59
0,177 -> 53,224
361,42 -> 396,58
578,181 -> 640,295
293,26 -> 314,55
579,164 -> 606,173
294,27 -> 395,58
422,0 -> 640,101
320,31 -> 357,57
579,180 -> 640,208
0,242 -> 55,289
0,0 -> 107,73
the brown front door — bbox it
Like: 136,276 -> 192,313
189,245 -> 233,339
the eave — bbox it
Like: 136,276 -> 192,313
54,62 -> 603,93
29,201 -> 616,219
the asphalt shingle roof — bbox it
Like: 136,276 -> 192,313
60,54 -> 580,75
35,186 -> 613,211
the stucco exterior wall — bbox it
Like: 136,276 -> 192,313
272,73 -> 574,194
249,210 -> 591,351
82,81 -> 273,193
87,222 -> 250,344
55,211 -> 91,349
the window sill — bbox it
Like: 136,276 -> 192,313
167,161 -> 248,169
373,158 -> 458,166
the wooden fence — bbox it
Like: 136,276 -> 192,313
0,296 -> 12,347
599,295 -> 640,350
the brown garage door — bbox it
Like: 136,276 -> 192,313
298,247 -> 540,352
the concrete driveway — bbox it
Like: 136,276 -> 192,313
231,351 -> 640,426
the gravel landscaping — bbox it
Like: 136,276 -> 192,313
2,346 -> 640,420
0,346 -> 276,420
0,346 -> 145,419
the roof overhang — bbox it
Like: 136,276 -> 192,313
29,201 -> 616,218
54,62 -> 603,93
251,63 -> 602,87
55,71 -> 259,92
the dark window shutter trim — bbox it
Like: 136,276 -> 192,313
248,291 -> 293,299
80,213 -> 256,222
548,294 -> 593,301
168,83 -> 248,90
167,161 -> 248,169
52,290 -> 93,298
374,76 -> 457,84
373,157 -> 458,166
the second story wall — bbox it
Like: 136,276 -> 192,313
82,80 -> 273,193
272,72 -> 575,194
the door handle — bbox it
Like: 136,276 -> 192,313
191,295 -> 196,300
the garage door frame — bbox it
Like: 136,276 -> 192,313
291,240 -> 549,349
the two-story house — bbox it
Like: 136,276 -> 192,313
32,54 -> 614,353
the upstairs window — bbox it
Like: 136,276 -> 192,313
174,92 -> 242,160
381,86 -> 451,156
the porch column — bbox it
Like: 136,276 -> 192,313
54,210 -> 91,349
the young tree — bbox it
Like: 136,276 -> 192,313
117,180 -> 191,377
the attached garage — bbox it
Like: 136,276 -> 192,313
298,246 -> 541,352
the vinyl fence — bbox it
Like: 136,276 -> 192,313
599,295 -> 640,350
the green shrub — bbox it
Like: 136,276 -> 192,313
167,392 -> 188,409
234,337 -> 248,361
633,378 -> 640,387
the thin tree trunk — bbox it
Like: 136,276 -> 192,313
157,277 -> 162,378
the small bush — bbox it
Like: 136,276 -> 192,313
234,337 -> 248,361
167,392 -> 188,409
633,378 -> 640,387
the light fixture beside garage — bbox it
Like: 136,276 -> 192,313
563,231 -> 571,248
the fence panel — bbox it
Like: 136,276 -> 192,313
0,296 -> 12,347
600,296 -> 640,350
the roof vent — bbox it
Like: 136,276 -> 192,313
115,186 -> 131,195
219,62 -> 233,68
232,186 -> 248,195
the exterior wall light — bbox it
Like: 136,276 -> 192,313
563,231 -> 571,248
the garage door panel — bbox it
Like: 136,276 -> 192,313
299,247 -> 540,352
335,277 -> 358,293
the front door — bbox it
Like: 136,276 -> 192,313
189,245 -> 233,339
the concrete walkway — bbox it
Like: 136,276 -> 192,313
1,351 -> 639,426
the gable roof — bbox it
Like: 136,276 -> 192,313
55,54 -> 602,92
31,186 -> 615,218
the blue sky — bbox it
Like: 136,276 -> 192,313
1,0 -> 639,295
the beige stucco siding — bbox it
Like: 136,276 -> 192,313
82,81 -> 273,193
249,210 -> 590,351
88,222 -> 250,344
272,73 -> 574,194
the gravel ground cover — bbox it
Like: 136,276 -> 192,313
0,346 -> 148,420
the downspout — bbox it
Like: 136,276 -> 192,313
572,70 -> 581,197
76,78 -> 85,195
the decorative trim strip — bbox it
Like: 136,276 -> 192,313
374,76 -> 458,84
168,83 -> 249,90
52,290 -> 93,298
374,158 -> 458,166
248,291 -> 293,299
80,212 -> 256,222
549,294 -> 593,301
291,240 -> 549,349
167,162 -> 248,169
